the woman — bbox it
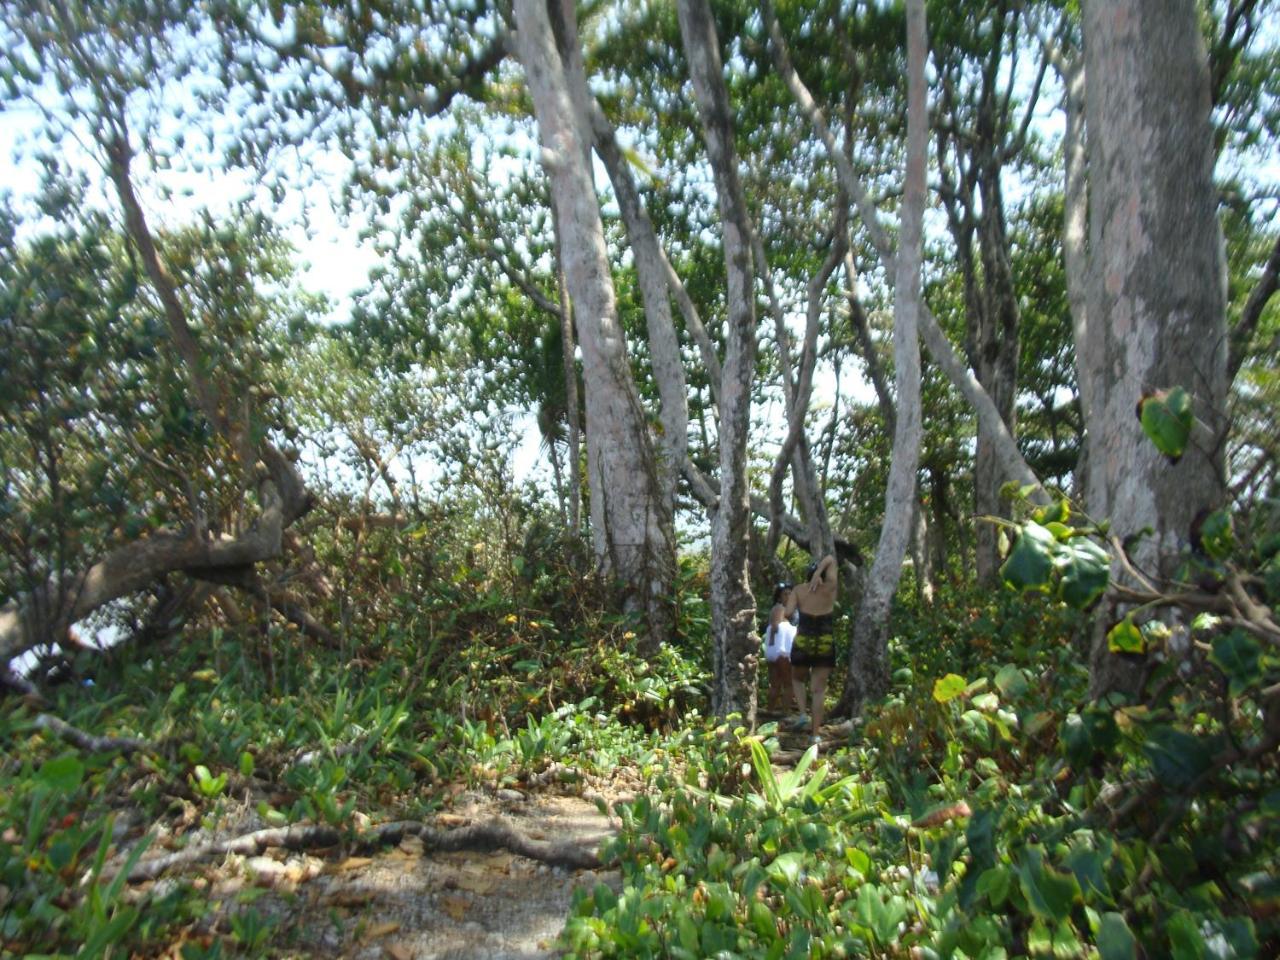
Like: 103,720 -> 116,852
762,582 -> 797,713
785,554 -> 837,742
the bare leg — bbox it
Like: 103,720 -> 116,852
791,666 -> 809,721
766,660 -> 784,710
780,658 -> 797,712
810,667 -> 832,737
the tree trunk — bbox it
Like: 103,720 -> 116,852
836,0 -> 928,720
513,0 -> 675,651
1082,0 -> 1229,699
676,0 -> 759,723
972,180 -> 1021,585
551,205 -> 582,535
1060,56 -> 1094,500
591,104 -> 689,520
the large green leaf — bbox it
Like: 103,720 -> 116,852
994,664 -> 1029,698
1143,726 -> 1213,790
1096,912 -> 1137,960
1056,538 -> 1111,609
37,754 -> 85,794
1017,849 -> 1080,922
1139,386 -> 1193,461
1000,521 -> 1056,592
766,852 -> 805,887
1209,630 -> 1263,697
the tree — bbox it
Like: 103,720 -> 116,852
675,0 -> 760,720
0,0 -> 313,668
512,0 -> 676,652
833,0 -> 928,718
1080,0 -> 1229,698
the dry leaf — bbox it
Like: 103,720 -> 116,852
454,865 -> 497,894
335,856 -> 375,872
324,890 -> 372,908
910,801 -> 972,830
441,894 -> 469,920
435,813 -> 468,828
484,852 -> 515,872
361,921 -> 401,941
385,945 -> 414,960
399,834 -> 424,856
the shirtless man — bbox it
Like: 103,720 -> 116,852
785,554 -> 837,742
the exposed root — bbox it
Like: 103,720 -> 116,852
35,713 -> 152,755
122,817 -> 602,883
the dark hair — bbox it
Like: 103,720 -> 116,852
771,581 -> 792,605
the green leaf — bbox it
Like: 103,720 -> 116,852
976,866 -> 1012,906
1143,726 -> 1213,790
37,755 -> 85,794
1017,850 -> 1080,922
1210,630 -> 1263,697
766,852 -> 805,887
1056,539 -> 1111,609
1000,522 -> 1056,592
1032,499 -> 1070,526
1107,617 -> 1144,654
1096,912 -> 1136,960
1139,387 -> 1193,461
994,665 -> 1029,699
1198,509 -> 1235,560
933,673 -> 968,704
1166,910 -> 1205,960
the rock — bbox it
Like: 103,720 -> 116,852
496,789 -> 526,803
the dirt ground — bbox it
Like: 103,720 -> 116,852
136,780 -> 633,959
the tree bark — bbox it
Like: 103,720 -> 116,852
676,0 -> 759,723
591,103 -> 689,519
835,0 -> 928,720
1082,0 -> 1229,699
551,205 -> 582,535
513,0 -> 675,651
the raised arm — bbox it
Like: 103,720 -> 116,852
809,555 -> 836,591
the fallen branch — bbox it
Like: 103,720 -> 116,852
35,714 -> 152,756
122,816 -> 603,883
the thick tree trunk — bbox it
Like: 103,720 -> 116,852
1082,0 -> 1229,699
591,104 -> 689,517
551,207 -> 582,535
1060,56 -> 1095,500
513,0 -> 675,650
676,0 -> 759,723
835,0 -> 928,720
972,186 -> 1021,585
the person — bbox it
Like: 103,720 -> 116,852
762,582 -> 797,713
785,554 -> 837,743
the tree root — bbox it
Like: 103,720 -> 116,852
35,713 -> 152,755
122,817 -> 603,883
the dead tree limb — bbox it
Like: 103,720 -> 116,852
35,714 -> 152,755
122,817 -> 603,883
